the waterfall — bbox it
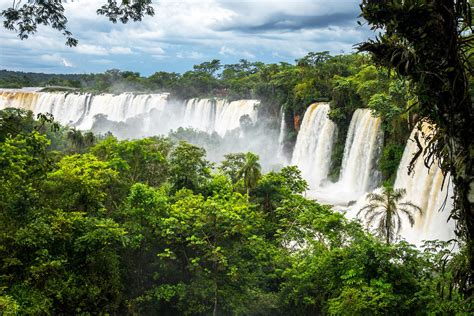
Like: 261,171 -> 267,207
277,109 -> 287,162
347,123 -> 455,245
0,91 -> 259,138
305,108 -> 383,206
338,109 -> 384,196
291,103 -> 337,188
181,98 -> 258,136
394,123 -> 455,244
215,100 -> 259,137
78,93 -> 133,130
183,98 -> 218,133
0,91 -> 39,111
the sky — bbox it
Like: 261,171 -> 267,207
0,0 -> 371,76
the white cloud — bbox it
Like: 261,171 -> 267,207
62,58 -> 74,68
219,46 -> 255,59
91,59 -> 114,64
40,54 -> 75,68
110,46 -> 134,55
73,44 -> 109,55
177,51 -> 204,59
0,0 -> 369,74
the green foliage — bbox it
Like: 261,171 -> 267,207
379,143 -> 405,185
43,154 -> 118,213
0,79 -> 470,315
91,135 -> 171,188
168,141 -> 212,193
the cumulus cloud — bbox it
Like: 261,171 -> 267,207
0,0 -> 369,74
219,46 -> 255,59
73,44 -> 109,55
177,51 -> 204,59
110,46 -> 134,55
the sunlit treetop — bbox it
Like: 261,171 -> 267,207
1,0 -> 155,46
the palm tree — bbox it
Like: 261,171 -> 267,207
67,128 -> 84,152
357,186 -> 422,244
83,131 -> 96,148
237,152 -> 262,196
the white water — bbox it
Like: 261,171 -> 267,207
291,103 -> 337,188
305,108 -> 383,205
215,100 -> 259,137
347,123 -> 455,245
182,98 -> 232,134
0,91 -> 259,138
394,123 -> 455,244
338,109 -> 383,195
277,109 -> 288,163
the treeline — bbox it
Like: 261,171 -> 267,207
0,108 -> 471,315
0,70 -> 86,89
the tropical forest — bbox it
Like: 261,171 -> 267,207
0,0 -> 473,315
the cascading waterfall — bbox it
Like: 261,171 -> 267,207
0,91 -> 259,138
291,103 -> 337,188
338,109 -> 384,196
277,109 -> 287,162
347,123 -> 455,245
304,108 -> 383,206
183,99 -> 218,133
0,91 -> 39,111
214,100 -> 259,137
182,98 -> 258,136
0,91 -> 172,131
394,123 -> 455,244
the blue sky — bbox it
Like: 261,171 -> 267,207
0,0 -> 370,76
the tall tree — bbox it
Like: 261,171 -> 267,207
358,0 -> 474,288
237,152 -> 262,196
357,186 -> 422,244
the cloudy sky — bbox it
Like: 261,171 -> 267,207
0,0 -> 370,75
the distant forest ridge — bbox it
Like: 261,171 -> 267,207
0,69 -> 87,88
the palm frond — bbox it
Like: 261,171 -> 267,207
399,201 -> 422,214
366,192 -> 386,203
398,208 -> 416,227
392,188 -> 407,200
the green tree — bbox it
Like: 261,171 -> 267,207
66,128 -> 85,152
168,141 -> 212,193
43,154 -> 118,214
91,136 -> 171,189
357,186 -> 422,244
237,152 -> 262,196
219,152 -> 246,186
